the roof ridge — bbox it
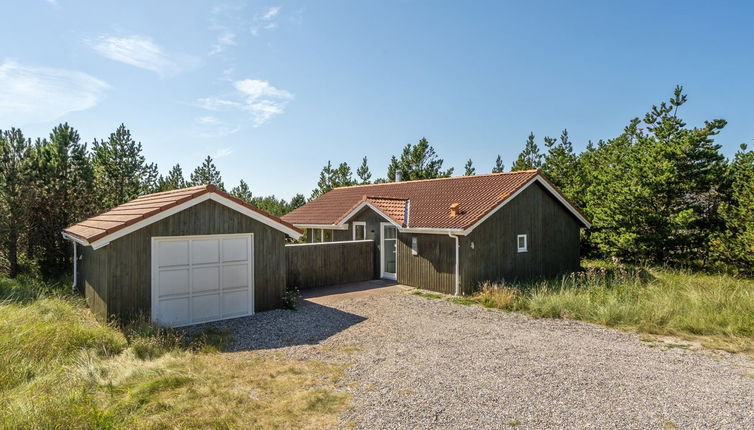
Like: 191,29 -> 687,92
135,184 -> 208,199
333,170 -> 540,190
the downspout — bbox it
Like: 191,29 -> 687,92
448,233 -> 460,296
71,240 -> 77,292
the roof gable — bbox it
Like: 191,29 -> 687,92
63,185 -> 302,248
282,171 -> 590,233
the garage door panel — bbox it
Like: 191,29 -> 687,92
192,266 -> 220,293
223,289 -> 249,317
191,294 -> 221,322
222,237 -> 248,262
158,240 -> 189,267
222,263 -> 248,289
158,268 -> 190,297
192,239 -> 220,264
158,297 -> 190,326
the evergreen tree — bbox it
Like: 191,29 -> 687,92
511,132 -> 543,171
189,155 -> 225,190
230,180 -> 253,204
92,124 -> 158,208
356,156 -> 372,184
251,195 -> 289,217
311,161 -> 355,199
288,193 -> 306,211
464,159 -> 476,176
711,143 -> 754,274
542,129 -> 582,202
0,128 -> 31,277
157,164 -> 186,191
492,155 -> 505,173
386,137 -> 453,181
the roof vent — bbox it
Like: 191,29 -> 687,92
395,171 -> 402,182
449,203 -> 460,218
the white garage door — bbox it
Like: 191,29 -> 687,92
151,233 -> 254,327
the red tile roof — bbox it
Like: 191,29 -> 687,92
283,170 -> 589,231
63,185 -> 302,244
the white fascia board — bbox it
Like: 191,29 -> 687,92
285,239 -> 373,247
293,224 -> 350,231
462,176 -> 591,236
88,192 -> 302,250
399,227 -> 465,235
61,231 -> 90,246
337,201 -> 403,229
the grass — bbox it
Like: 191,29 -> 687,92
0,276 -> 349,429
469,262 -> 754,356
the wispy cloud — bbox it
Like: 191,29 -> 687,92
196,78 -> 293,127
208,4 -> 242,55
91,35 -> 197,76
0,59 -> 108,126
251,6 -> 281,36
194,115 -> 240,138
214,147 -> 233,158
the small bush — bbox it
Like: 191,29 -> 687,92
282,285 -> 301,310
476,282 -> 520,310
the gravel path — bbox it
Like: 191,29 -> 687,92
195,281 -> 754,429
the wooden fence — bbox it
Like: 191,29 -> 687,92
285,240 -> 374,289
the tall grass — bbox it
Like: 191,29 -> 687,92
474,263 -> 754,355
0,276 -> 349,429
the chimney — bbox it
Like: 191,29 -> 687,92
449,203 -> 460,218
395,171 -> 402,182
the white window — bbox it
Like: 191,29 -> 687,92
353,222 -> 366,240
411,236 -> 418,255
517,234 -> 528,253
311,228 -> 333,243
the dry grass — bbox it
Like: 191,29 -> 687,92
0,276 -> 350,429
470,263 -> 754,357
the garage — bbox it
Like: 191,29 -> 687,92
152,234 -> 254,327
62,185 -> 302,326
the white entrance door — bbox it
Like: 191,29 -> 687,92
151,233 -> 254,327
381,223 -> 397,280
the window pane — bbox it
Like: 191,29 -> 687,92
384,226 -> 397,239
355,225 -> 365,240
323,229 -> 333,242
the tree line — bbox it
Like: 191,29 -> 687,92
1,86 -> 752,279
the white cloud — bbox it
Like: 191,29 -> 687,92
91,35 -> 197,76
196,78 -> 293,127
251,6 -> 281,36
210,30 -> 236,55
0,59 -> 108,126
196,115 -> 219,125
214,147 -> 233,158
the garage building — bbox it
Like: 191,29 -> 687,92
62,185 -> 302,327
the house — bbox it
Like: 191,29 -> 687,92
282,170 -> 590,295
62,185 -> 302,327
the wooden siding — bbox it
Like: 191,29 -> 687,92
82,199 -> 288,322
81,244 -> 109,320
286,241 -> 373,289
396,232 -> 456,294
460,182 -> 581,293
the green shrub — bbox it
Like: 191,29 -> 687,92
282,285 -> 301,310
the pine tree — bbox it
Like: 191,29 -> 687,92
157,164 -> 186,191
542,129 -> 581,201
0,128 -> 31,277
492,155 -> 505,173
189,155 -> 225,190
356,156 -> 372,184
230,180 -> 253,204
311,161 -> 355,199
288,193 -> 306,211
711,143 -> 754,274
92,124 -> 158,208
511,132 -> 543,171
387,137 -> 453,181
464,159 -> 475,176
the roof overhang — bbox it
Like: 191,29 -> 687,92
292,224 -> 350,231
336,200 -> 403,229
63,192 -> 302,249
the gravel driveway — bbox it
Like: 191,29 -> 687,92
198,281 -> 754,429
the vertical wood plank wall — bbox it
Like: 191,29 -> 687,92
86,200 -> 288,322
460,182 -> 581,293
396,233 -> 456,294
81,244 -> 109,320
286,241 -> 373,289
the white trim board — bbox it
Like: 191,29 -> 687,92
69,192 -> 301,249
337,201 -> 403,229
285,239 -> 373,247
352,221 -> 366,240
380,222 -> 398,281
292,224 -> 350,230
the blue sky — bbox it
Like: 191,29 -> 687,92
1,1 -> 753,199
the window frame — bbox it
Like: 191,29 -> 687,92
353,221 -> 366,241
517,234 -> 528,253
411,236 -> 418,256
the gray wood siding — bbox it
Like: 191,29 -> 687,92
98,200 -> 287,322
397,233 -> 456,294
460,182 -> 581,292
81,244 -> 109,320
286,241 -> 373,289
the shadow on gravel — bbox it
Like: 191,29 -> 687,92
186,300 -> 367,352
